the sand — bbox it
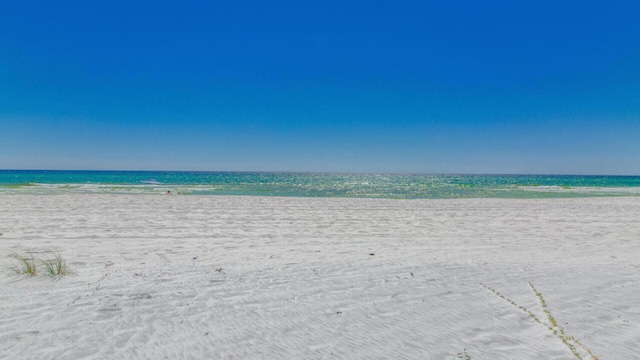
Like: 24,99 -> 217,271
0,194 -> 638,359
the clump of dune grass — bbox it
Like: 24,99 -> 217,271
9,252 -> 74,278
10,253 -> 38,276
42,252 -> 74,277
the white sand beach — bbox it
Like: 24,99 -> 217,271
1,195 -> 638,359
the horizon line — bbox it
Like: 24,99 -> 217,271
1,169 -> 639,177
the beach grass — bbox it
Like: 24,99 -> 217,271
9,252 -> 74,278
10,254 -> 38,276
42,252 -> 74,277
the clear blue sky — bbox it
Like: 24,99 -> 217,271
1,1 -> 639,174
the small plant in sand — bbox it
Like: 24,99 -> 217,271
455,348 -> 471,359
10,253 -> 38,276
42,252 -> 74,277
482,282 -> 598,360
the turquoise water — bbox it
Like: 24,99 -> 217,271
1,170 -> 639,198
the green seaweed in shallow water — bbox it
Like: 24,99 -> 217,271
1,183 -> 36,188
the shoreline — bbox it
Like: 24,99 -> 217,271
1,195 -> 639,358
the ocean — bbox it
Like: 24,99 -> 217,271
0,170 -> 639,199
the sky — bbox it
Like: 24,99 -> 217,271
1,1 -> 639,174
